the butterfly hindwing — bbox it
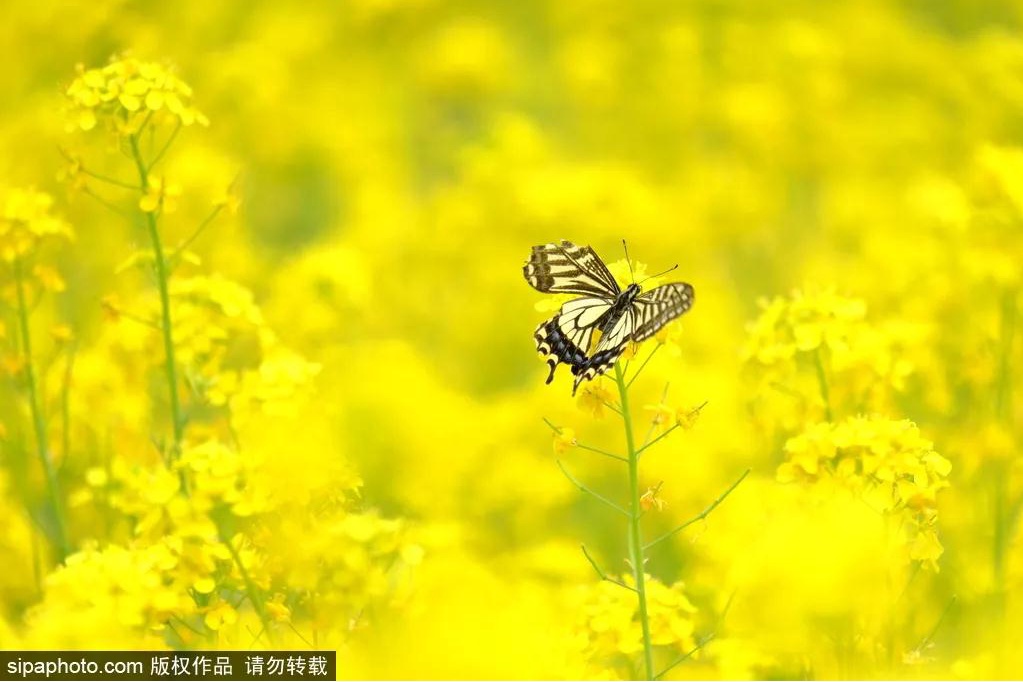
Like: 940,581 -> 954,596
534,315 -> 590,386
557,296 -> 612,347
569,308 -> 634,394
523,240 -> 621,297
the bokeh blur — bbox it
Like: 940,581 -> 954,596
1,0 -> 1022,678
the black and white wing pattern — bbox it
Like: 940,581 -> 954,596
630,283 -> 694,343
525,240 -> 695,395
523,241 -> 621,297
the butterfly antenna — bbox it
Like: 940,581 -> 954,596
638,263 -> 679,286
622,239 -> 636,284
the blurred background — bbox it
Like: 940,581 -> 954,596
1,0 -> 1022,678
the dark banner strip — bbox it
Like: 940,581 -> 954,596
0,651 -> 336,681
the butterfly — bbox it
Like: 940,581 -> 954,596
523,240 -> 694,395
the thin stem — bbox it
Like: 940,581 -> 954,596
913,595 -> 957,653
13,258 -> 70,562
223,535 -> 277,647
149,120 -> 181,170
577,442 -> 627,463
596,397 -> 622,416
644,468 -> 751,551
80,168 -> 139,190
58,147 -> 139,190
542,417 -> 626,462
654,634 -> 715,680
627,342 -> 663,389
637,423 -> 679,457
640,383 -> 671,449
614,361 -> 654,680
813,347 -> 833,422
581,544 -> 637,593
83,187 -> 132,219
995,287 -> 1016,422
169,204 -> 223,270
60,342 -> 77,468
557,460 -> 629,517
129,134 -> 185,470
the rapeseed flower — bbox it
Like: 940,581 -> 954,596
65,58 -> 208,134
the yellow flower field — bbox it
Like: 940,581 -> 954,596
1,0 -> 1022,679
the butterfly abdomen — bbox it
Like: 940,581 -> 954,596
597,283 -> 641,332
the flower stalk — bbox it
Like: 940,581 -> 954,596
13,256 -> 70,562
614,361 -> 655,680
128,132 -> 185,466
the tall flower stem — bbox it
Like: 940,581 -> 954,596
128,133 -> 185,465
13,257 -> 69,562
614,361 -> 655,680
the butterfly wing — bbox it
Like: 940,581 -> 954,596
630,282 -> 694,342
569,283 -> 693,393
533,295 -> 610,385
570,307 -> 636,394
523,240 -> 621,297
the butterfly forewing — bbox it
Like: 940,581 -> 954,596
523,240 -> 621,297
631,282 -> 694,342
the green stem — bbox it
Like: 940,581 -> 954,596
581,544 -> 637,592
995,288 -> 1016,423
223,535 -> 277,646
627,342 -> 662,389
643,469 -> 750,551
614,362 -> 654,680
556,460 -> 629,517
60,343 -> 77,467
637,423 -> 679,457
168,204 -> 223,271
13,258 -> 69,562
129,134 -> 185,467
813,347 -> 833,422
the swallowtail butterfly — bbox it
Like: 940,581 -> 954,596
524,240 -> 694,395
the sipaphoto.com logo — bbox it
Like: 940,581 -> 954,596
0,650 -> 336,682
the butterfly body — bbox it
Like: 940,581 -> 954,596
524,241 -> 694,395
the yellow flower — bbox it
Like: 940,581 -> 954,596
779,416 -> 950,571
66,58 -> 208,136
553,427 -> 577,455
139,177 -> 181,214
265,595 -> 292,623
33,265 -> 66,292
640,483 -> 667,512
0,188 -> 73,262
203,600 -> 238,631
577,378 -> 615,419
50,324 -> 74,344
675,403 -> 705,430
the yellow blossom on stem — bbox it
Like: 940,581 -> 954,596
139,177 -> 181,214
553,427 -> 577,455
0,188 -> 74,262
675,403 -> 704,430
577,378 -> 616,419
778,415 -> 950,571
640,483 -> 667,512
643,402 -> 674,429
65,57 -> 209,135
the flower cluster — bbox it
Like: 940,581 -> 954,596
778,416 -> 951,570
575,575 -> 698,666
743,287 -> 914,432
65,57 -> 208,135
0,188 -> 73,263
